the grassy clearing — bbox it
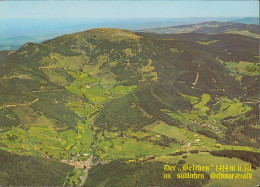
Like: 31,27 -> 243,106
144,121 -> 191,144
170,48 -> 180,53
162,93 -> 251,137
225,30 -> 259,38
96,136 -> 179,160
144,122 -> 215,152
0,119 -> 94,160
181,93 -> 200,104
108,85 -> 137,95
0,125 -> 67,158
93,127 -> 182,160
57,119 -> 93,156
66,70 -> 136,107
82,86 -> 110,104
87,28 -> 141,41
47,53 -> 88,71
194,94 -> 211,112
225,61 -> 259,76
196,40 -> 219,46
142,121 -> 258,153
208,97 -> 252,122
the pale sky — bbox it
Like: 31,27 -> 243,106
0,0 -> 259,19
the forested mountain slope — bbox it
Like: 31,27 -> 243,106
0,27 -> 259,186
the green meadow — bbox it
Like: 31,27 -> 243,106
143,121 -> 258,153
161,93 -> 251,138
94,128 -> 181,160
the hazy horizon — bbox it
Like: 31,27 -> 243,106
0,0 -> 258,50
0,17 -> 246,50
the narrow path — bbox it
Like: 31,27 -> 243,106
63,168 -> 76,186
1,74 -> 31,80
27,139 -> 44,157
175,142 -> 191,152
192,72 -> 199,87
39,66 -> 54,69
31,89 -> 64,93
242,98 -> 260,104
0,98 -> 39,110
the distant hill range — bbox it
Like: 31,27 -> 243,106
138,21 -> 259,38
231,17 -> 259,25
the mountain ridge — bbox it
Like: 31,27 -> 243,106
138,21 -> 259,39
